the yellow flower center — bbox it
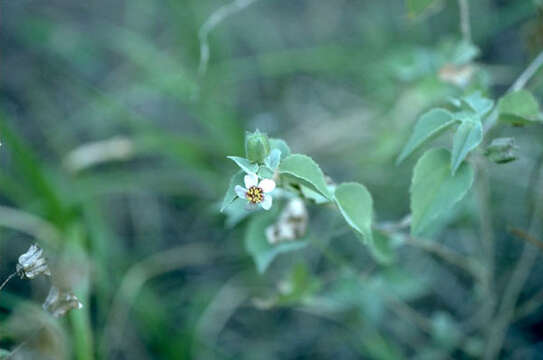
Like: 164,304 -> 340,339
246,186 -> 264,204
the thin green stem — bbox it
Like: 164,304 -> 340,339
483,153 -> 543,359
0,272 -> 17,293
458,0 -> 472,43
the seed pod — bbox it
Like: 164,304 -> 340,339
16,244 -> 51,279
43,286 -> 83,317
485,137 -> 518,164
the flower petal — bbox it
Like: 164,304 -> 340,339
259,179 -> 276,193
260,195 -> 273,210
244,173 -> 258,188
235,185 -> 247,199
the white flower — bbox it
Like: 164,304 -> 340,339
235,173 -> 276,210
16,244 -> 51,279
43,286 -> 83,318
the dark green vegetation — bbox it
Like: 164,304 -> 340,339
1,0 -> 543,359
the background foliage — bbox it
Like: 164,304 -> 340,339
1,0 -> 543,359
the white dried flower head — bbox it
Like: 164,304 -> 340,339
266,198 -> 308,245
16,244 -> 51,279
43,286 -> 83,318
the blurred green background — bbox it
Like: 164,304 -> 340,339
1,0 -> 543,359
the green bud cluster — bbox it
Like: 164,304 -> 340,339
245,130 -> 270,164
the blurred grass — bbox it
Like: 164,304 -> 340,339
1,0 -> 542,359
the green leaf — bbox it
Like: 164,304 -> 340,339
334,182 -> 374,245
397,108 -> 456,164
279,154 -> 332,200
411,148 -> 474,235
269,138 -> 291,160
370,231 -> 397,265
220,171 -> 245,212
227,156 -> 259,174
265,148 -> 282,170
245,209 -> 308,273
406,0 -> 441,18
461,92 -> 494,116
498,90 -> 543,126
451,118 -> 482,174
257,166 -> 274,179
300,185 -> 331,204
224,198 -> 252,228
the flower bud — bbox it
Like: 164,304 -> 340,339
485,137 -> 518,164
245,130 -> 270,164
16,244 -> 51,279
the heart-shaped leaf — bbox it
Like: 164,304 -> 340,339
411,148 -> 474,235
397,108 -> 457,164
227,156 -> 259,174
279,154 -> 332,200
451,117 -> 482,175
461,92 -> 494,116
498,90 -> 542,126
220,171 -> 245,212
334,182 -> 374,245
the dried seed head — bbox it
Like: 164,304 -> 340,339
266,198 -> 308,244
43,286 -> 83,318
16,244 -> 51,280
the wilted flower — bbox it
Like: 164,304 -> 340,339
438,63 -> 476,87
16,244 -> 51,279
266,198 -> 308,244
43,286 -> 83,317
235,172 -> 276,210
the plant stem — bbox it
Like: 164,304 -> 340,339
198,0 -> 260,76
483,153 -> 543,359
404,236 -> 483,280
0,272 -> 17,292
458,0 -> 471,43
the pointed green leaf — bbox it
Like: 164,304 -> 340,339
411,148 -> 474,235
461,92 -> 494,116
269,138 -> 291,160
227,156 -> 259,174
265,148 -> 282,170
451,118 -> 482,174
257,166 -> 274,179
397,108 -> 456,164
245,209 -> 308,273
334,182 -> 374,245
279,154 -> 332,199
220,171 -> 245,212
498,90 -> 543,126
